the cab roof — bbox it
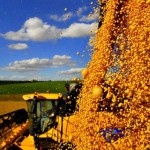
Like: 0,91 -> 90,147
22,93 -> 62,101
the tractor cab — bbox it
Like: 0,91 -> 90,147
23,93 -> 62,136
23,82 -> 82,136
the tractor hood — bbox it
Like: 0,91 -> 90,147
22,93 -> 63,101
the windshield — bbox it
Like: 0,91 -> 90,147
26,99 -> 59,134
41,100 -> 58,116
26,100 -> 58,116
27,100 -> 34,113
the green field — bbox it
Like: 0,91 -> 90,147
0,81 -> 72,94
0,81 -> 72,101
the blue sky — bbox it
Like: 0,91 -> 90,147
0,0 -> 99,81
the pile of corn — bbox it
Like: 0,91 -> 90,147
73,0 -> 150,149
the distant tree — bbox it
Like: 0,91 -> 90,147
31,79 -> 38,82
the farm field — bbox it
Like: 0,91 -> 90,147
0,101 -> 27,115
0,81 -> 71,115
0,81 -> 71,94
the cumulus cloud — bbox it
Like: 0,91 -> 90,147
61,22 -> 97,38
49,12 -> 73,22
51,55 -> 75,68
8,43 -> 28,50
0,17 -> 97,41
1,17 -> 61,41
57,68 -> 83,75
3,55 -> 76,72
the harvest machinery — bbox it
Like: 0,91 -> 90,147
0,82 -> 82,150
0,109 -> 29,149
0,81 -> 125,150
21,82 -> 82,150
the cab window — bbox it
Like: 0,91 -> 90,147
41,100 -> 58,114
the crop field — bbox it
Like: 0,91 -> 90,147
0,101 -> 27,115
0,81 -> 71,94
0,81 -> 71,115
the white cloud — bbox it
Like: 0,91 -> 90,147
57,68 -> 83,75
8,43 -> 28,50
0,17 -> 97,41
0,74 -> 51,81
0,75 -> 7,80
0,75 -> 31,81
51,55 -> 75,68
1,17 -> 61,41
61,22 -> 97,38
2,55 -> 76,72
49,12 -> 73,22
79,13 -> 99,22
3,58 -> 52,72
76,7 -> 87,16
49,6 -> 87,22
78,6 -> 99,23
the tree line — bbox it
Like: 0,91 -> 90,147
0,80 -> 41,85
